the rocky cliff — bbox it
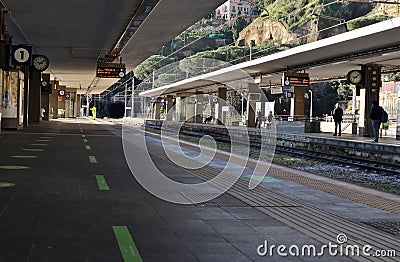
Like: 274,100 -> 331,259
235,2 -> 400,47
236,20 -> 299,46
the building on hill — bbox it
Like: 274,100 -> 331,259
215,0 -> 255,23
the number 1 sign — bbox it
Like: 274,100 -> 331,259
11,45 -> 32,66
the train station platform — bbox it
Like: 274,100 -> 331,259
143,119 -> 400,167
0,118 -> 399,261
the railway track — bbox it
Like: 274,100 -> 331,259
122,127 -> 400,261
145,125 -> 400,177
273,146 -> 400,176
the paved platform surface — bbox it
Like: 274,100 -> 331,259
0,118 -> 399,261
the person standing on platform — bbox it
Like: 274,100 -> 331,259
369,100 -> 381,143
332,103 -> 343,136
40,107 -> 45,120
282,108 -> 288,121
90,106 -> 97,120
267,111 -> 273,129
255,110 -> 262,128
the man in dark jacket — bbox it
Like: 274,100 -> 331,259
369,100 -> 381,143
332,103 -> 343,136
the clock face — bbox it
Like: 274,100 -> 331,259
348,70 -> 362,84
33,55 -> 49,71
41,80 -> 48,87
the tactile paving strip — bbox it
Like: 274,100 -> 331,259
139,134 -> 400,261
365,222 -> 400,236
266,168 -> 400,215
145,131 -> 400,215
187,193 -> 250,207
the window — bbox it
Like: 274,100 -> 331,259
232,5 -> 236,12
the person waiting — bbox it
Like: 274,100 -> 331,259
332,103 -> 343,136
369,100 -> 381,143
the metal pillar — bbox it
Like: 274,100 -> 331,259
124,83 -> 132,117
246,83 -> 258,128
166,95 -> 173,120
195,92 -> 203,123
28,70 -> 41,124
290,86 -> 305,121
217,87 -> 227,125
359,64 -> 381,136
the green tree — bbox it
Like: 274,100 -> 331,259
232,17 -> 249,41
331,80 -> 352,100
388,72 -> 400,81
311,82 -> 339,116
347,14 -> 392,31
133,55 -> 175,80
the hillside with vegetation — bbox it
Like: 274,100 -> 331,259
135,1 -> 399,79
131,1 -> 400,117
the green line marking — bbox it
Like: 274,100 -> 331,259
85,145 -> 91,151
12,155 -> 38,159
83,139 -> 88,143
0,165 -> 30,170
30,144 -> 48,146
0,182 -> 16,188
36,140 -> 51,142
95,175 -> 110,191
89,156 -> 97,164
22,149 -> 44,152
113,226 -> 142,262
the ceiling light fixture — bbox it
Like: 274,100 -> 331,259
144,6 -> 153,14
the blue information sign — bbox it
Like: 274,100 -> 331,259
282,85 -> 294,93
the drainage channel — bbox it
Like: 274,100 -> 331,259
144,138 -> 400,262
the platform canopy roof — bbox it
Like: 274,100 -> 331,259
2,0 -> 225,94
140,17 -> 400,98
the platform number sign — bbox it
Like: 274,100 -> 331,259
11,45 -> 32,66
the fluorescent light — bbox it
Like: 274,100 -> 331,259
144,6 -> 153,14
133,20 -> 142,27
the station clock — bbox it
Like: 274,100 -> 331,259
32,55 -> 50,71
347,70 -> 363,85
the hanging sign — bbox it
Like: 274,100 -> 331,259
11,45 -> 32,66
96,63 -> 126,78
282,72 -> 310,88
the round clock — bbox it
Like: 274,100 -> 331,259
41,80 -> 48,87
33,55 -> 50,71
347,70 -> 362,85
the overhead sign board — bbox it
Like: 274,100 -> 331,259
270,86 -> 283,94
11,45 -> 32,66
96,63 -> 126,78
282,72 -> 310,88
